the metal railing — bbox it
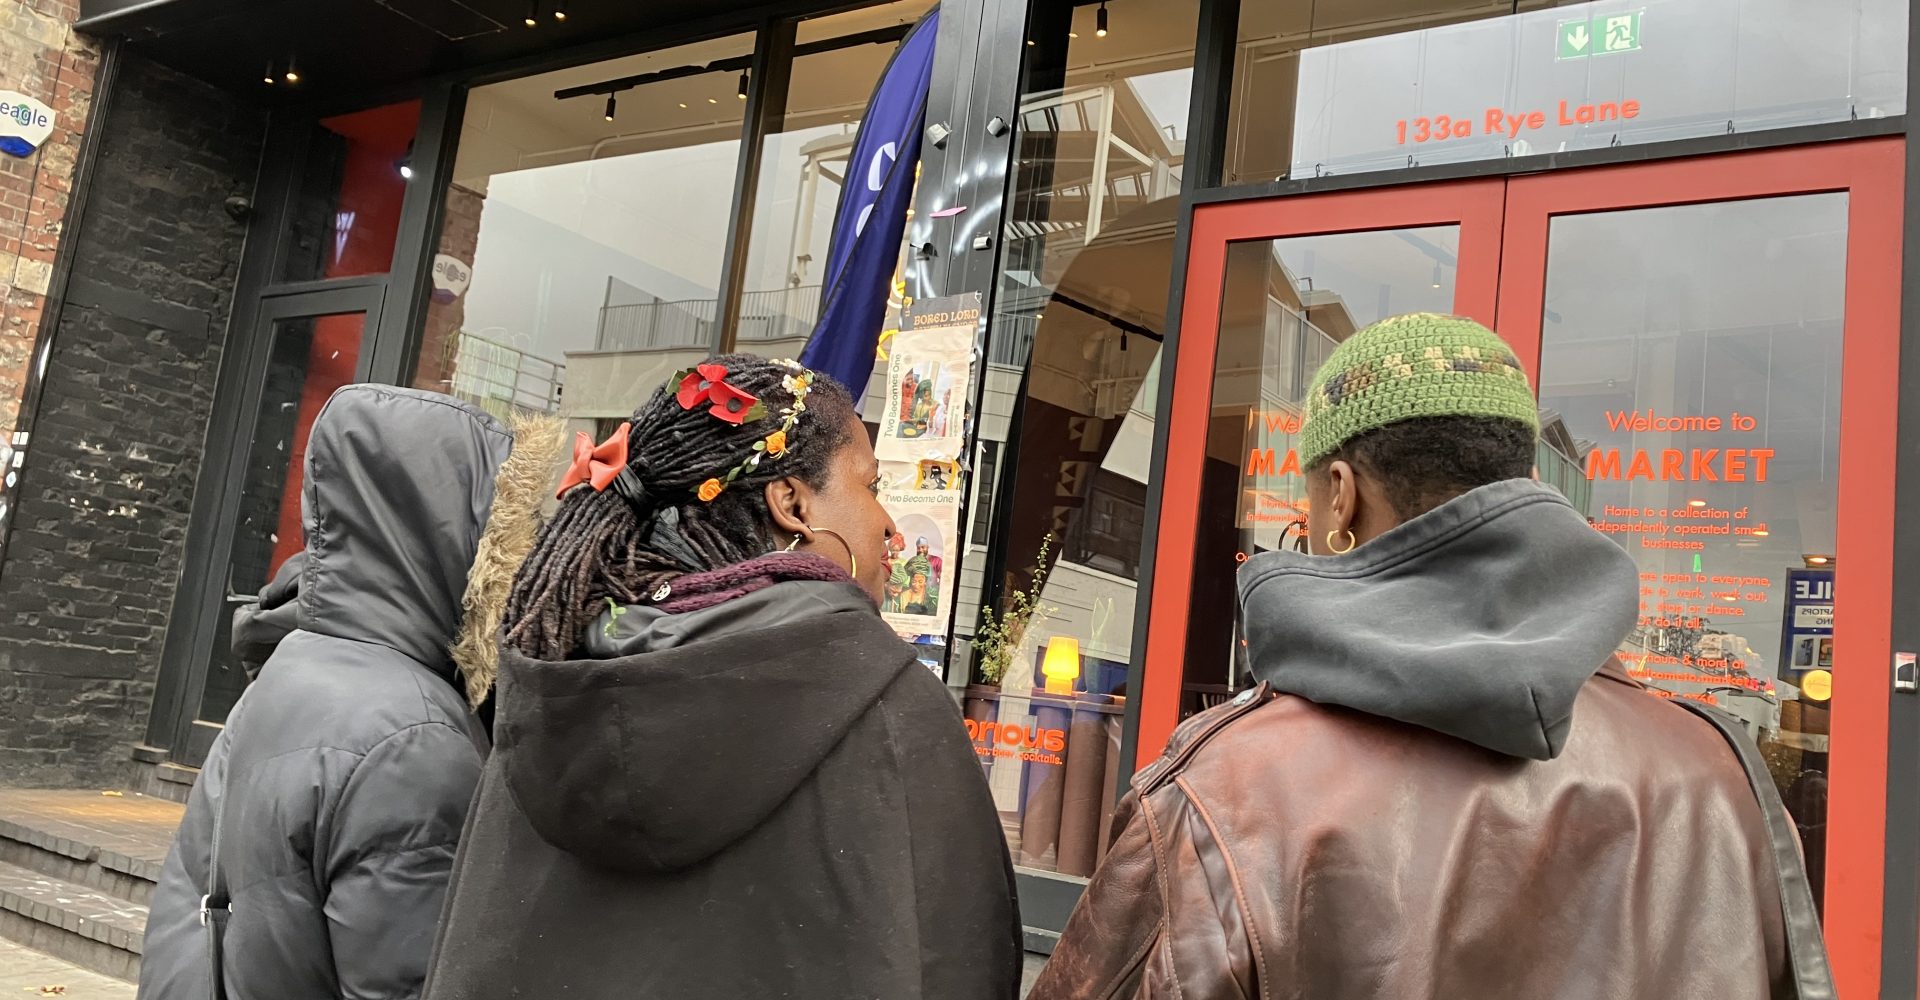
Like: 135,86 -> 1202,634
443,332 -> 565,420
596,285 -> 825,353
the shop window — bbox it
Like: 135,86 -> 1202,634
960,0 -> 1201,880
1537,194 -> 1846,916
1225,0 -> 1906,184
409,33 -> 755,434
732,0 -> 935,350
281,102 -> 421,281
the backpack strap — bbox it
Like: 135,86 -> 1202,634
1672,698 -> 1835,1000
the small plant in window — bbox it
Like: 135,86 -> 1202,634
975,533 -> 1056,686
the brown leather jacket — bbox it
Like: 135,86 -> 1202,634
1029,662 -> 1791,1000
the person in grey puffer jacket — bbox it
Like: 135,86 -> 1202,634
139,385 -> 559,1000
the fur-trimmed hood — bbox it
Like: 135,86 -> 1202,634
451,408 -> 565,706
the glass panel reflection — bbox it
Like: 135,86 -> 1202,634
1184,226 -> 1460,713
1537,193 -> 1847,916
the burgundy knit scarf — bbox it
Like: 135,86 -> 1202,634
655,552 -> 857,614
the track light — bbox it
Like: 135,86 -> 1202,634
524,0 -> 538,27
553,0 -> 566,20
738,71 -> 749,100
263,61 -> 276,85
397,139 -> 415,180
1096,2 -> 1108,37
283,56 -> 300,84
1431,263 -> 1443,288
604,93 -> 617,122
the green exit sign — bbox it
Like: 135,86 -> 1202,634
1559,11 -> 1642,60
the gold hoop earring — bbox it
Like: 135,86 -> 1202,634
807,526 -> 857,578
1326,529 -> 1358,555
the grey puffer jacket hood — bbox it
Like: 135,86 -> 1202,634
232,551 -> 304,681
141,386 -> 560,1000
1237,479 -> 1639,760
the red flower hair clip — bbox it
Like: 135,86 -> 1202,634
556,422 -> 631,499
675,363 -> 766,426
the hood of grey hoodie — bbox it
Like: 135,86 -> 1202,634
1236,479 -> 1639,760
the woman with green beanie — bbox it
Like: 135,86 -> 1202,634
1031,314 -> 1808,999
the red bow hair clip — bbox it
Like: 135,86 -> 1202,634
556,422 -> 631,499
675,363 -> 766,426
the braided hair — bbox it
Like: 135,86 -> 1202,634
504,354 -> 857,661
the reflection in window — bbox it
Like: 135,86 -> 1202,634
735,0 -> 935,350
411,33 -> 755,433
1185,228 -> 1461,711
958,0 -> 1201,880
281,102 -> 421,281
1537,194 -> 1847,916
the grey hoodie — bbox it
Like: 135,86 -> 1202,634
1237,479 -> 1640,760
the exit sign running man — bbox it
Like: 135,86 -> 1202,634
1559,11 -> 1643,60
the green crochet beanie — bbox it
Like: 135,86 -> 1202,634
1298,313 -> 1539,469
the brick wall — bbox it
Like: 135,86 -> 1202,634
0,0 -> 97,477
0,53 -> 265,787
412,181 -> 485,393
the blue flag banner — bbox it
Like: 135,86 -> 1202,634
800,9 -> 939,401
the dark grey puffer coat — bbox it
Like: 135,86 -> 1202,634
139,386 -> 514,1000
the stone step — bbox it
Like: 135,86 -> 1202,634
0,860 -> 144,982
0,815 -> 160,906
0,789 -> 180,907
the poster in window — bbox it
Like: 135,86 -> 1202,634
876,294 -> 978,464
1776,568 -> 1834,677
879,488 -> 961,640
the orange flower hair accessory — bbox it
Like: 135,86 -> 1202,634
693,360 -> 818,503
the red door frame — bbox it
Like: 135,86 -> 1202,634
1141,137 -> 1904,995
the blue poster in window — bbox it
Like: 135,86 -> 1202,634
1777,568 -> 1834,677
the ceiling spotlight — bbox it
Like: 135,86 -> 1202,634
396,139 -> 415,180
678,102 -> 689,109
553,0 -> 566,20
738,71 -> 750,100
283,56 -> 300,84
1688,499 -> 1708,508
708,97 -> 718,104
1806,555 -> 1832,566
263,61 -> 277,85
524,0 -> 538,26
1096,2 -> 1109,37
1430,263 -> 1443,289
604,93 -> 617,122
1068,30 -> 1079,38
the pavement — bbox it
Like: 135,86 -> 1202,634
0,939 -> 133,998
0,935 -> 1041,999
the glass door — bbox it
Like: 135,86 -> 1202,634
1146,137 -> 1904,994
1498,139 -> 1904,996
169,285 -> 386,768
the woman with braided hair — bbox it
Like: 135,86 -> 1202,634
424,356 -> 1022,1000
